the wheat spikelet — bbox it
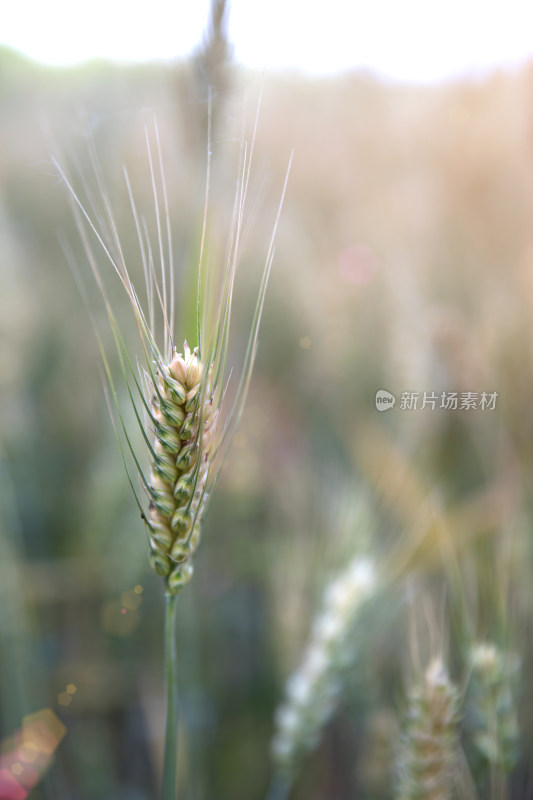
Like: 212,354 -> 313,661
397,659 -> 460,800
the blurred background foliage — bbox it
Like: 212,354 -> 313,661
1,5 -> 533,797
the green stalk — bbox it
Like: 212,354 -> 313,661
163,591 -> 179,800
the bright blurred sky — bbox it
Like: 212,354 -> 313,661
3,0 -> 533,84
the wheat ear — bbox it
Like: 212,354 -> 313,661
57,106 -> 291,799
396,659 -> 460,800
147,342 -> 216,593
468,642 -> 520,775
270,558 -> 375,796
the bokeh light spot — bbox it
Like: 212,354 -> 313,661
101,600 -> 140,635
134,584 -> 143,594
299,336 -> 311,349
0,769 -> 27,800
22,709 -> 66,756
57,693 -> 72,707
18,742 -> 40,764
66,684 -> 77,695
0,709 -> 66,799
121,589 -> 143,611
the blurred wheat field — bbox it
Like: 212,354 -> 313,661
1,39 -> 533,800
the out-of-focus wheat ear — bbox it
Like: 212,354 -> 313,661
396,659 -> 460,800
270,558 -> 375,781
467,642 -> 520,775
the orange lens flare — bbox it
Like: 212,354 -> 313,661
0,709 -> 66,798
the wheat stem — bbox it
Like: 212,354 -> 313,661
162,591 -> 180,800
